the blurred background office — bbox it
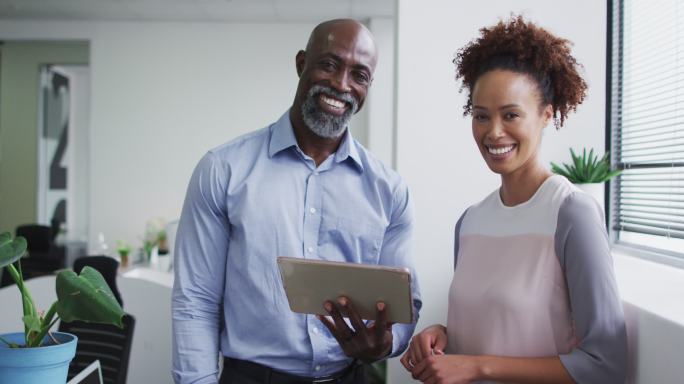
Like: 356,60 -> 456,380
0,0 -> 683,383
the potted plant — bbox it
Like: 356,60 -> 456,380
142,218 -> 169,270
550,148 -> 622,210
156,229 -> 168,254
0,231 -> 124,384
116,240 -> 132,268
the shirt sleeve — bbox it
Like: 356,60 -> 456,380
453,209 -> 469,270
381,180 -> 422,357
172,152 -> 231,384
555,192 -> 627,383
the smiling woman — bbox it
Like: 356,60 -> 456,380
401,16 -> 627,384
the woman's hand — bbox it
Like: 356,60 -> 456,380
400,324 -> 448,370
411,354 -> 481,384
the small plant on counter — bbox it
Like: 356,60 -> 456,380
550,148 -> 622,184
116,240 -> 133,267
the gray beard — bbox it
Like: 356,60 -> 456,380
301,85 -> 358,139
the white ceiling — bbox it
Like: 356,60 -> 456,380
0,0 -> 395,23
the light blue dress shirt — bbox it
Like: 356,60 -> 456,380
171,111 -> 421,383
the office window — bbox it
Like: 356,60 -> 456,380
609,0 -> 684,258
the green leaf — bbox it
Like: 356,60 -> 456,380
0,334 -> 19,348
566,160 -> 582,183
56,266 -> 124,328
22,294 -> 35,317
41,301 -> 58,329
581,149 -> 589,180
602,168 -> 623,182
0,232 -> 27,268
22,314 -> 41,334
588,161 -> 608,182
570,149 -> 582,181
30,302 -> 60,348
550,162 -> 571,178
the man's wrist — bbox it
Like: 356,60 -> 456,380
359,344 -> 392,364
358,333 -> 393,364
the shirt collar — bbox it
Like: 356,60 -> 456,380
334,128 -> 364,172
268,109 -> 364,173
268,111 -> 299,157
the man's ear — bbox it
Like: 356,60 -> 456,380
295,50 -> 306,77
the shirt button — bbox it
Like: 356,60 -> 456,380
307,246 -> 313,253
309,207 -> 316,214
315,365 -> 321,371
313,327 -> 319,334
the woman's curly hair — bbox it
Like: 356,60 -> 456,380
454,15 -> 587,128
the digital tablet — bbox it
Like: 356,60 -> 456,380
277,256 -> 414,324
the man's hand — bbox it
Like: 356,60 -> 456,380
317,296 -> 393,364
400,324 -> 448,371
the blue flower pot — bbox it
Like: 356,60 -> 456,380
0,332 -> 77,384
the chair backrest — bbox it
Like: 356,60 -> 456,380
50,200 -> 66,243
0,267 -> 14,288
59,314 -> 136,384
16,224 -> 53,253
73,256 -> 123,307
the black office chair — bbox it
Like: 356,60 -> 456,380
0,267 -> 8,288
60,255 -> 133,384
50,200 -> 66,243
14,224 -> 66,280
73,256 -> 124,307
59,314 -> 136,384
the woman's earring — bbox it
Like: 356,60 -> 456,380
553,117 -> 561,130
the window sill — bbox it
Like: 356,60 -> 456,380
612,245 -> 684,327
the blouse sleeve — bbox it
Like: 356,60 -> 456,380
453,209 -> 469,270
555,192 -> 627,383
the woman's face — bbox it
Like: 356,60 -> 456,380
471,69 -> 553,178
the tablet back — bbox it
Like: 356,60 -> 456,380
277,257 -> 414,324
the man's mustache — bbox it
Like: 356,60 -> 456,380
308,85 -> 358,112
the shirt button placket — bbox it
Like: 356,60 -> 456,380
304,171 -> 324,373
303,172 -> 321,259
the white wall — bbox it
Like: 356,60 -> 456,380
87,21 -> 312,253
614,251 -> 684,383
393,0 -> 606,382
62,66 -> 90,246
0,21 -> 310,253
366,17 -> 396,166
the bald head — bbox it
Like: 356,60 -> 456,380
305,19 -> 378,70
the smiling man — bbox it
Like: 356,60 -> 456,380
171,19 -> 421,384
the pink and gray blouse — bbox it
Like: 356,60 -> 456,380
448,175 -> 627,383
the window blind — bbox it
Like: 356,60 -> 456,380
611,0 -> 684,250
